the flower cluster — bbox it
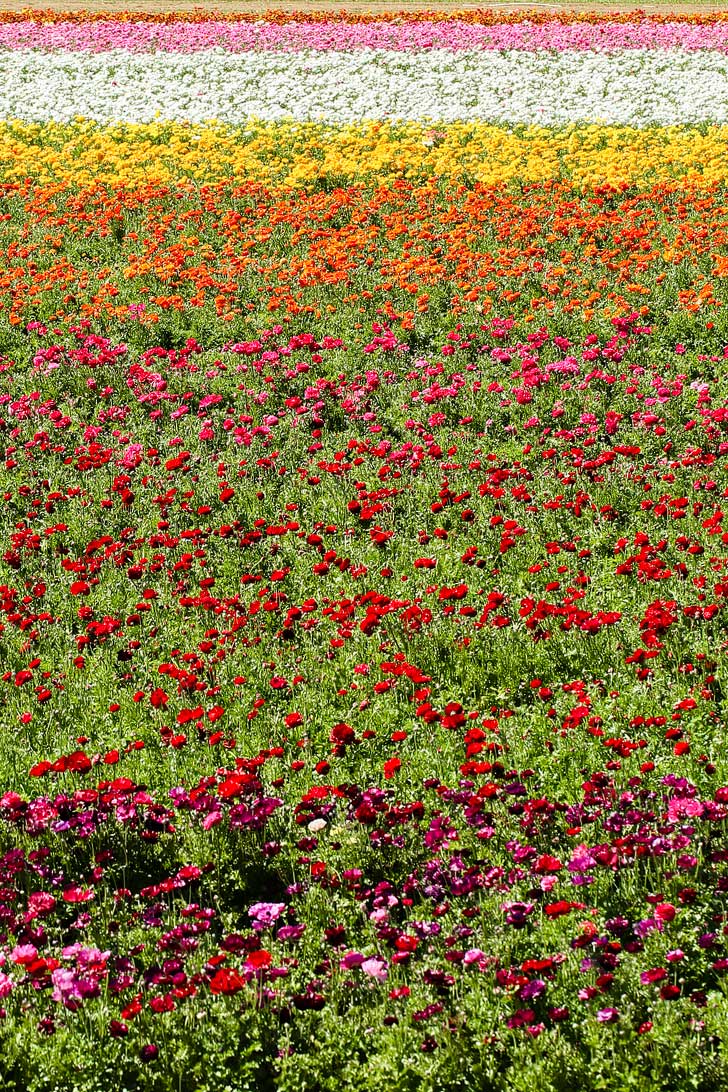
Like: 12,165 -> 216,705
8,18 -> 728,53
2,120 -> 728,190
4,42 -> 728,125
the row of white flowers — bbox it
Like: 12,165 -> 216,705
2,48 -> 728,126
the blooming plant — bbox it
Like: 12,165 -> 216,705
0,8 -> 728,1092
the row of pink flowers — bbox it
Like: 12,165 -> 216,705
4,19 -> 728,53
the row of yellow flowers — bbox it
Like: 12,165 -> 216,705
4,119 -> 728,189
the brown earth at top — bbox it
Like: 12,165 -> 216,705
1,1 -> 727,13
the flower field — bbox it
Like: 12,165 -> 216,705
2,6 -> 728,1091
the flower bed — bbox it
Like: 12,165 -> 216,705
0,10 -> 728,1092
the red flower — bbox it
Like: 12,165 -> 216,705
330,722 -> 356,746
383,757 -> 402,780
246,950 -> 271,971
544,901 -> 584,919
62,885 -> 95,903
58,750 -> 92,774
209,967 -> 247,995
641,968 -> 667,984
177,707 -> 203,724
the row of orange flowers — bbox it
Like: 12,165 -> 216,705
0,178 -> 724,332
5,7 -> 728,24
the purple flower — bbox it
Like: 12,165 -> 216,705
502,901 -> 534,928
519,978 -> 546,1001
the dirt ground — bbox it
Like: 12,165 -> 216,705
2,0 -> 727,14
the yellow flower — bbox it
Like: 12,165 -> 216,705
2,120 -> 728,188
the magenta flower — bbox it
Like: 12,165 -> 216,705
248,902 -> 286,930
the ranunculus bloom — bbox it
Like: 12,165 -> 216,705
248,902 -> 286,930
361,958 -> 388,982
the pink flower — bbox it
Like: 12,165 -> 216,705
248,902 -> 285,930
54,968 -> 104,1008
361,958 -> 388,982
26,892 -> 56,918
10,944 -> 37,965
119,443 -> 143,469
668,798 -> 703,821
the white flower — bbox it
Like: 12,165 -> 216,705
0,48 -> 727,125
